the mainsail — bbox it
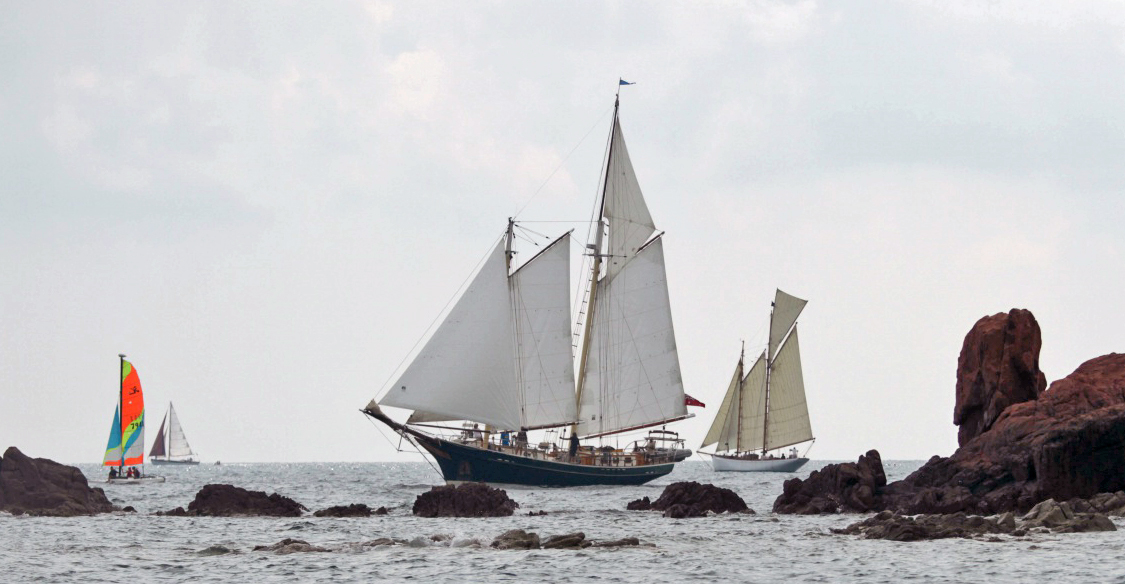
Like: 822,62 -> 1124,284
103,359 -> 145,466
701,289 -> 812,454
380,233 -> 576,431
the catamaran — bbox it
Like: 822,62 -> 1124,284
364,87 -> 696,486
149,402 -> 200,465
700,289 -> 814,472
103,354 -> 165,483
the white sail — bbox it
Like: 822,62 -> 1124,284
602,119 -> 656,281
737,353 -> 768,452
167,403 -> 194,458
511,233 -> 578,428
765,327 -> 813,450
578,237 -> 686,436
701,360 -> 741,450
381,239 -> 523,431
768,289 -> 807,360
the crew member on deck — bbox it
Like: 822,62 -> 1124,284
109,468 -> 118,479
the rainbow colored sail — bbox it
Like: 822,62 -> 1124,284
103,359 -> 145,466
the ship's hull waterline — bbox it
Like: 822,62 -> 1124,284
709,454 -> 809,473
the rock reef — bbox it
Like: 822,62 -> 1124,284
314,503 -> 373,517
627,481 -> 752,517
160,484 -> 307,517
0,447 -> 115,516
412,482 -> 518,517
773,450 -> 886,514
774,309 -> 1125,516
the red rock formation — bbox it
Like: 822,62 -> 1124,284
627,481 -> 751,517
954,309 -> 1047,446
0,447 -> 115,516
772,450 -> 886,514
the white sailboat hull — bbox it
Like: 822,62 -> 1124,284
150,458 -> 200,466
710,454 -> 809,473
106,476 -> 166,484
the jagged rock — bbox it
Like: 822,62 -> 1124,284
629,482 -> 750,517
954,309 -> 1047,446
542,532 -> 587,549
0,447 -> 115,516
374,506 -> 389,515
490,529 -> 540,549
527,510 -> 548,516
833,505 -> 1116,541
314,503 -> 371,517
163,484 -> 306,517
626,496 -> 651,511
592,537 -> 642,547
252,538 -> 328,554
413,483 -> 518,517
773,450 -> 886,514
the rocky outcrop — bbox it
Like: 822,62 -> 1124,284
490,529 -> 540,549
160,484 -> 306,517
954,309 -> 1047,446
775,308 -> 1125,516
626,481 -> 751,517
833,499 -> 1116,542
542,532 -> 587,549
253,538 -> 328,554
773,450 -> 886,514
0,447 -> 115,516
314,503 -> 372,517
412,483 -> 518,517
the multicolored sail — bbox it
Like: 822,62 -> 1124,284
103,359 -> 145,466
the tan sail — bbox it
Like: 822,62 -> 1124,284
764,326 -> 813,450
701,360 -> 741,449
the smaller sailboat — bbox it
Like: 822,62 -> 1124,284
103,354 -> 165,484
701,289 -> 814,472
149,402 -> 200,465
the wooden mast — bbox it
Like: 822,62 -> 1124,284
117,353 -> 125,473
571,90 -> 620,440
762,301 -> 774,455
735,341 -> 744,455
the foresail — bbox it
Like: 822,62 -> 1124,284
578,237 -> 686,436
168,403 -> 194,457
737,353 -> 768,453
149,411 -> 167,458
769,289 -> 807,360
511,233 -> 577,428
103,405 -> 123,466
765,327 -> 813,449
380,239 -> 523,431
701,361 -> 741,450
602,118 -> 656,281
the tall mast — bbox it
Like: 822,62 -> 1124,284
763,302 -> 774,454
571,89 -> 620,439
735,341 -> 744,454
118,353 -> 125,472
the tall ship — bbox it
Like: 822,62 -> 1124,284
103,354 -> 165,483
364,88 -> 695,486
149,402 -> 200,465
700,289 -> 814,472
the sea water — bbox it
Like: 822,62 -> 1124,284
2,460 -> 1124,583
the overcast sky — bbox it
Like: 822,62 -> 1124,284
2,1 -> 1123,464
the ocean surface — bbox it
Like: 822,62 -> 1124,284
3,460 -> 1125,583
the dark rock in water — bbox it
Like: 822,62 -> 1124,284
252,538 -> 328,554
773,450 -> 886,514
158,506 -> 188,516
629,482 -> 750,517
527,510 -> 548,516
197,545 -> 236,556
122,506 -> 135,513
413,482 -> 518,517
954,309 -> 1047,447
0,447 -> 116,516
374,506 -> 389,515
163,484 -> 306,517
626,496 -> 651,511
542,532 -> 587,549
1065,491 -> 1125,516
592,537 -> 642,547
314,503 -> 371,517
490,529 -> 539,549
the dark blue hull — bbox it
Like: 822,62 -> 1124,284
413,434 -> 675,487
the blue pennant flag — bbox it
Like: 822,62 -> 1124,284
619,79 -> 636,86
